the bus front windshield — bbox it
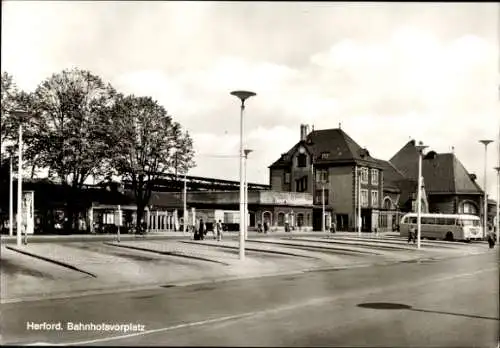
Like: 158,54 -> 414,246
460,219 -> 480,227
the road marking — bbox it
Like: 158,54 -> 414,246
37,266 -> 497,346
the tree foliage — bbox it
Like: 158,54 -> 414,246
110,94 -> 195,227
24,68 -> 117,187
1,72 -> 20,157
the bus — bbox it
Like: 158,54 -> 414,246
399,213 -> 482,242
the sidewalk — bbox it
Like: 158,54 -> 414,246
0,238 -> 350,304
0,230 -> 398,244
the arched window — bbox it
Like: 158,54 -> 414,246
383,197 -> 392,210
263,211 -> 272,224
277,212 -> 285,226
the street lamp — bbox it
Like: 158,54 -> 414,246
415,141 -> 428,249
183,172 -> 187,235
230,90 -> 256,261
244,149 -> 253,240
12,111 -> 29,246
479,140 -> 493,239
9,151 -> 14,237
322,182 -> 326,234
357,168 -> 362,237
494,166 -> 500,243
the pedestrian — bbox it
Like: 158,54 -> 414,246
264,221 -> 269,234
408,224 -> 416,244
216,219 -> 223,241
199,218 -> 205,240
330,220 -> 337,234
487,232 -> 496,249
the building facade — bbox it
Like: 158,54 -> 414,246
390,140 -> 484,218
269,125 -> 384,232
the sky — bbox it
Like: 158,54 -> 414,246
2,1 -> 499,197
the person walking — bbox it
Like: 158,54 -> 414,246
216,219 -> 223,241
487,231 -> 496,249
330,220 -> 337,235
199,218 -> 205,240
408,223 -> 416,244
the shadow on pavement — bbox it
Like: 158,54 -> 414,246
357,302 -> 499,321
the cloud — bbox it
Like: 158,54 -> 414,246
1,2 -> 498,195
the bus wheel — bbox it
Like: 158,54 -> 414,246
445,232 -> 454,241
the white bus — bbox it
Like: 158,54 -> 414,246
399,213 -> 482,242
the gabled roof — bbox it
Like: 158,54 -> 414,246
422,153 -> 483,194
390,141 -> 483,195
269,128 -> 381,168
373,158 -> 406,191
389,140 -> 420,180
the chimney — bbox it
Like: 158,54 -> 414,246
300,124 -> 307,141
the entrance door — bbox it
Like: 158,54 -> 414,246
249,212 -> 255,227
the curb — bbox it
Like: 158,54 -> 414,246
104,242 -> 230,265
180,241 -> 317,259
0,234 -> 191,245
247,239 -> 381,256
5,246 -> 97,278
295,237 -> 425,252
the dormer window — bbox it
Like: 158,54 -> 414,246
320,152 -> 330,159
297,154 -> 307,167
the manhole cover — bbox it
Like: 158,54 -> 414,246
358,302 -> 412,310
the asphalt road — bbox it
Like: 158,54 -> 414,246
1,251 -> 498,347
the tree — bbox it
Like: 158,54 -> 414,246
20,68 -> 118,231
1,72 -> 20,161
110,94 -> 195,230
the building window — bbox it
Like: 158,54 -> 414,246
277,212 -> 285,226
371,190 -> 379,207
315,169 -> 328,183
320,152 -> 330,159
297,154 -> 307,167
361,189 -> 368,207
383,197 -> 392,209
297,213 -> 304,227
460,201 -> 478,214
371,169 -> 379,185
295,176 -> 308,192
360,167 -> 369,184
315,189 -> 329,205
284,172 -> 290,184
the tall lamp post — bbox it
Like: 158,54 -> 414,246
357,169 -> 362,237
494,166 -> 500,243
479,140 -> 493,239
415,141 -> 428,249
230,90 -> 256,261
12,111 -> 28,246
244,149 -> 253,240
9,151 -> 14,237
183,173 -> 187,235
317,180 -> 326,234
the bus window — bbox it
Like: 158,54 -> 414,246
409,217 -> 417,224
421,217 -> 435,225
461,219 -> 479,226
435,218 -> 445,225
444,218 -> 455,225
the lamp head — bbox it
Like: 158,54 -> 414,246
244,149 -> 253,157
415,141 -> 428,153
479,140 -> 494,146
230,90 -> 256,102
494,166 -> 500,173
